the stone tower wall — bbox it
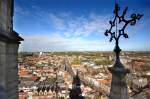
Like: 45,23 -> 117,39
0,0 -> 23,99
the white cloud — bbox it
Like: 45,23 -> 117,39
15,7 -> 150,51
19,33 -> 113,52
48,12 -> 110,38
19,12 -> 114,52
49,13 -> 66,29
14,4 -> 31,16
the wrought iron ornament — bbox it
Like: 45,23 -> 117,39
105,3 -> 143,54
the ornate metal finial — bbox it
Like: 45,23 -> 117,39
105,3 -> 143,61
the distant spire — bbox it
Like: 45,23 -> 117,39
76,69 -> 78,76
69,69 -> 83,99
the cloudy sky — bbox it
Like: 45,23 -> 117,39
14,0 -> 150,52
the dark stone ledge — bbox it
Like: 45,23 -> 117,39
0,28 -> 23,44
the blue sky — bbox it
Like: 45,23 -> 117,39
14,0 -> 150,52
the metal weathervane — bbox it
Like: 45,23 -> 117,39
105,3 -> 143,61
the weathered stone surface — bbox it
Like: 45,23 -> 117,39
0,0 -> 23,99
109,62 -> 130,99
109,73 -> 129,99
0,41 -> 20,99
0,0 -> 14,33
0,86 -> 7,99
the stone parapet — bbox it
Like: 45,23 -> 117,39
0,28 -> 23,44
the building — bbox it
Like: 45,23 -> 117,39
69,71 -> 84,99
0,0 -> 23,99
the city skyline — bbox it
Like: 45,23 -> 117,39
14,0 -> 150,52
